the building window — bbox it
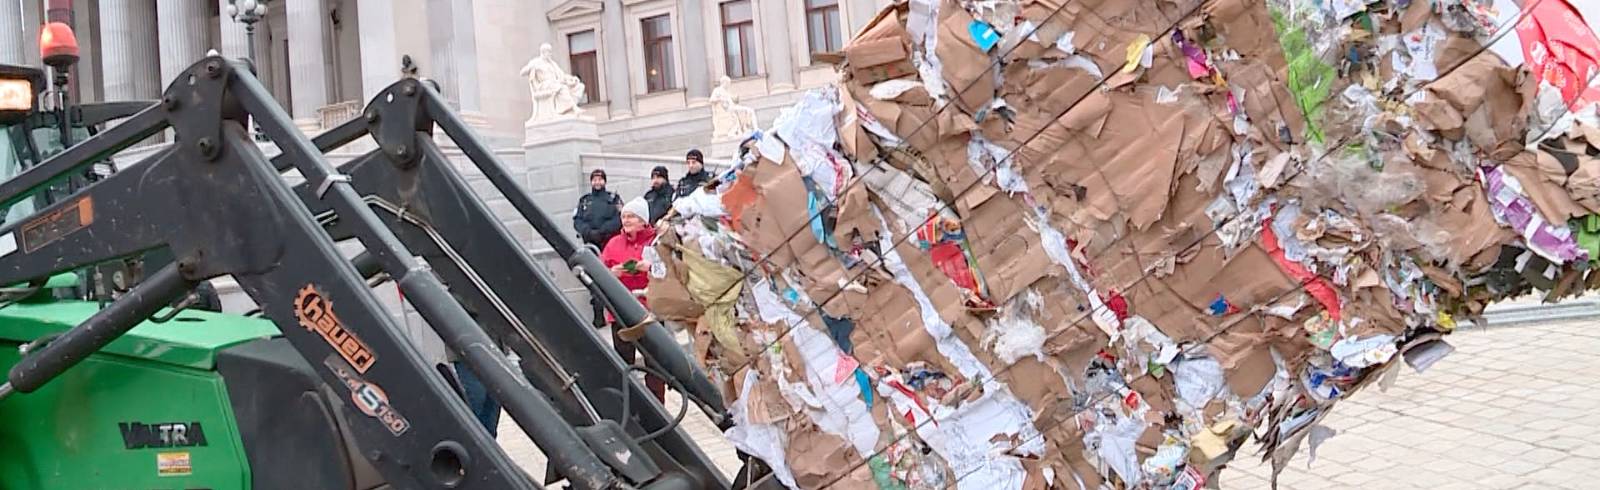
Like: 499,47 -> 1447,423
806,0 -> 842,61
568,30 -> 601,103
642,15 -> 677,92
721,0 -> 757,79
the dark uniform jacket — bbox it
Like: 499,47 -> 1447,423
675,170 -> 711,199
573,188 -> 622,248
644,184 -> 673,224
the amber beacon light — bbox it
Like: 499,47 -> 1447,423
39,22 -> 80,69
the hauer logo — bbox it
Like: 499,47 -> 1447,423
119,422 -> 208,450
294,285 -> 377,373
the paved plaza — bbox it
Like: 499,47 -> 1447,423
498,318 -> 1600,489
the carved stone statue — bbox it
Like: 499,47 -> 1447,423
710,76 -> 757,138
521,43 -> 586,124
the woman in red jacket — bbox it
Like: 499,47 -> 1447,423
603,197 -> 666,401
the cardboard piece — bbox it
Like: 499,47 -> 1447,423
845,5 -> 917,84
936,0 -> 996,113
646,241 -> 707,321
960,194 -> 1057,301
1504,151 -> 1588,223
786,428 -> 861,488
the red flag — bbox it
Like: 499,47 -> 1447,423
1517,0 -> 1600,108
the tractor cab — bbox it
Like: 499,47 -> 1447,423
1,62 -> 164,303
0,64 -> 45,226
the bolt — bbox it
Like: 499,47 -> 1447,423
204,61 -> 222,78
401,84 -> 417,96
197,138 -> 215,155
365,110 -> 379,123
394,144 -> 410,159
162,96 -> 179,110
177,258 -> 199,277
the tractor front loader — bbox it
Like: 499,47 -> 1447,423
0,57 -> 752,490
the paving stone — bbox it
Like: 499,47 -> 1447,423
1496,459 -> 1549,476
1214,319 -> 1600,489
493,318 -> 1600,489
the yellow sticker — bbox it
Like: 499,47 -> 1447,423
1437,311 -> 1457,331
157,451 -> 192,477
1122,34 -> 1152,74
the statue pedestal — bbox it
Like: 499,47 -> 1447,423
524,116 -> 599,147
709,134 -> 744,161
521,116 -> 604,311
522,116 -> 600,241
434,109 -> 497,147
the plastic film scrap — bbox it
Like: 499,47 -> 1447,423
639,0 -> 1600,487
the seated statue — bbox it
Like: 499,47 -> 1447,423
521,43 -> 586,124
710,76 -> 758,138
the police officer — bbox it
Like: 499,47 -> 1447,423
676,149 -> 711,198
643,166 -> 674,224
574,169 -> 622,327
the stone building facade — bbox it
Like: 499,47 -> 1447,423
1,0 -> 885,148
4,0 -> 888,360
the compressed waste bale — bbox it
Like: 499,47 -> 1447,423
643,0 -> 1600,487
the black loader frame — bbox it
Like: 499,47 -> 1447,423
0,57 -> 745,489
277,76 -> 736,488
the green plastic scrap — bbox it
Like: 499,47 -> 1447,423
1148,358 -> 1168,378
1573,215 -> 1600,263
1271,8 -> 1338,144
681,248 -> 747,363
868,455 -> 909,490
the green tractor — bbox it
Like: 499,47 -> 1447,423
0,284 -> 351,488
1,63 -> 364,488
0,24 -> 775,490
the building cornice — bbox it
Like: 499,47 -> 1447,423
547,0 -> 604,22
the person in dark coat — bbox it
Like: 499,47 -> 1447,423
643,166 -> 674,224
675,149 -> 711,198
574,169 -> 622,327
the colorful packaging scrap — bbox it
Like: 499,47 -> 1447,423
643,0 -> 1600,487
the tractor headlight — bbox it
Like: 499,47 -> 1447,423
0,66 -> 42,125
0,78 -> 34,112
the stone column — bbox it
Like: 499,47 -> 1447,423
600,0 -> 633,116
759,0 -> 796,89
0,0 -> 24,64
216,0 -> 251,60
72,0 -> 101,102
21,0 -> 41,67
158,0 -> 211,84
424,0 -> 481,113
287,0 -> 330,130
98,0 -> 160,146
131,1 -> 161,98
100,1 -> 136,101
423,0 -> 492,136
527,0 -> 551,54
101,0 -> 161,101
356,0 -> 398,102
679,0 -> 710,101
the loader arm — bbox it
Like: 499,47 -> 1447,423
0,58 -> 540,489
269,80 -> 727,423
275,77 -> 729,488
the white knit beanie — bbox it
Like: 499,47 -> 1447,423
623,196 -> 650,221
